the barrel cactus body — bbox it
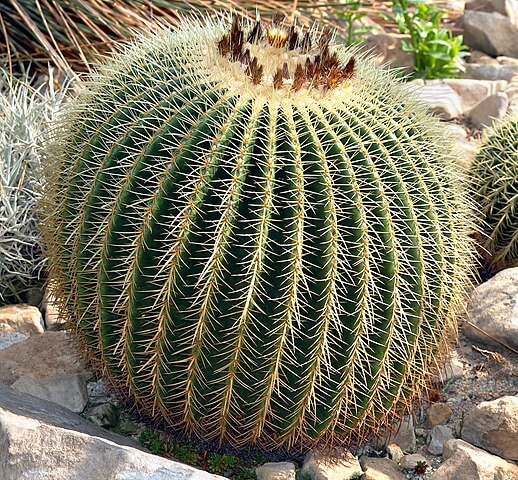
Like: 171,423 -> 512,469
43,16 -> 475,449
471,111 -> 517,271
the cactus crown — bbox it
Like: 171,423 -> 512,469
42,15 -> 476,451
471,111 -> 518,270
213,16 -> 355,94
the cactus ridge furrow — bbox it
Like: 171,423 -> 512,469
99,95 -> 238,393
301,107 -> 370,439
327,103 -> 423,427
57,80 -> 211,345
42,16 -> 477,450
140,101 -> 265,430
142,99 -> 252,413
100,98 -> 233,387
361,96 -> 456,400
272,107 -> 339,442
319,103 -> 399,431
72,86 -> 220,352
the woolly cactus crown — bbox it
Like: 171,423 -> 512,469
43,15 -> 475,450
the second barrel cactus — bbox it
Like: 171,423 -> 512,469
471,111 -> 517,271
42,16 -> 475,449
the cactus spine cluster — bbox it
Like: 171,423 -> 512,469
42,15 -> 475,450
471,111 -> 517,271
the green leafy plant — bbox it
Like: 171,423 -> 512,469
207,453 -> 239,475
471,111 -> 518,271
414,459 -> 428,474
0,68 -> 68,305
42,15 -> 475,451
173,443 -> 201,466
334,1 -> 374,46
388,0 -> 468,79
138,429 -> 165,454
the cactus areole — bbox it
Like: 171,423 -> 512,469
43,15 -> 474,450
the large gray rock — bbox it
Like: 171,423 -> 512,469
0,331 -> 88,386
462,11 -> 518,58
428,425 -> 455,455
430,439 -> 518,479
461,396 -> 518,461
0,304 -> 44,336
302,448 -> 363,480
399,454 -> 427,471
0,383 -> 224,480
376,415 -> 416,453
464,267 -> 518,350
255,462 -> 296,480
359,457 -> 405,480
12,373 -> 88,413
463,63 -> 518,81
466,0 -> 518,25
468,92 -> 509,128
441,79 -> 508,110
416,84 -> 463,120
426,402 -> 453,427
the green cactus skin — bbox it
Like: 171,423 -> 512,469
471,111 -> 518,271
42,16 -> 475,450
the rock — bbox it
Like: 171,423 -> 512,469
469,92 -> 509,128
461,396 -> 518,461
386,444 -> 404,464
438,351 -> 465,382
462,11 -> 518,58
0,332 -> 28,351
498,55 -> 518,65
455,137 -> 479,169
463,63 -> 518,81
302,448 -> 363,480
0,304 -> 44,336
430,439 -> 518,480
417,84 -> 463,120
444,123 -> 478,168
359,457 -> 405,480
376,415 -> 416,453
0,331 -> 87,386
428,425 -> 455,455
256,462 -> 296,480
0,383 -> 223,480
464,267 -> 518,350
505,81 -> 518,106
446,122 -> 468,141
465,0 -> 518,25
12,373 -> 88,413
399,453 -> 428,471
427,402 -> 453,427
442,79 -> 508,110
468,50 -> 500,64
359,33 -> 415,74
85,402 -> 120,428
87,377 -> 117,405
42,283 -> 65,331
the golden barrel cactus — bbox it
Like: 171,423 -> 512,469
42,15 -> 475,450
